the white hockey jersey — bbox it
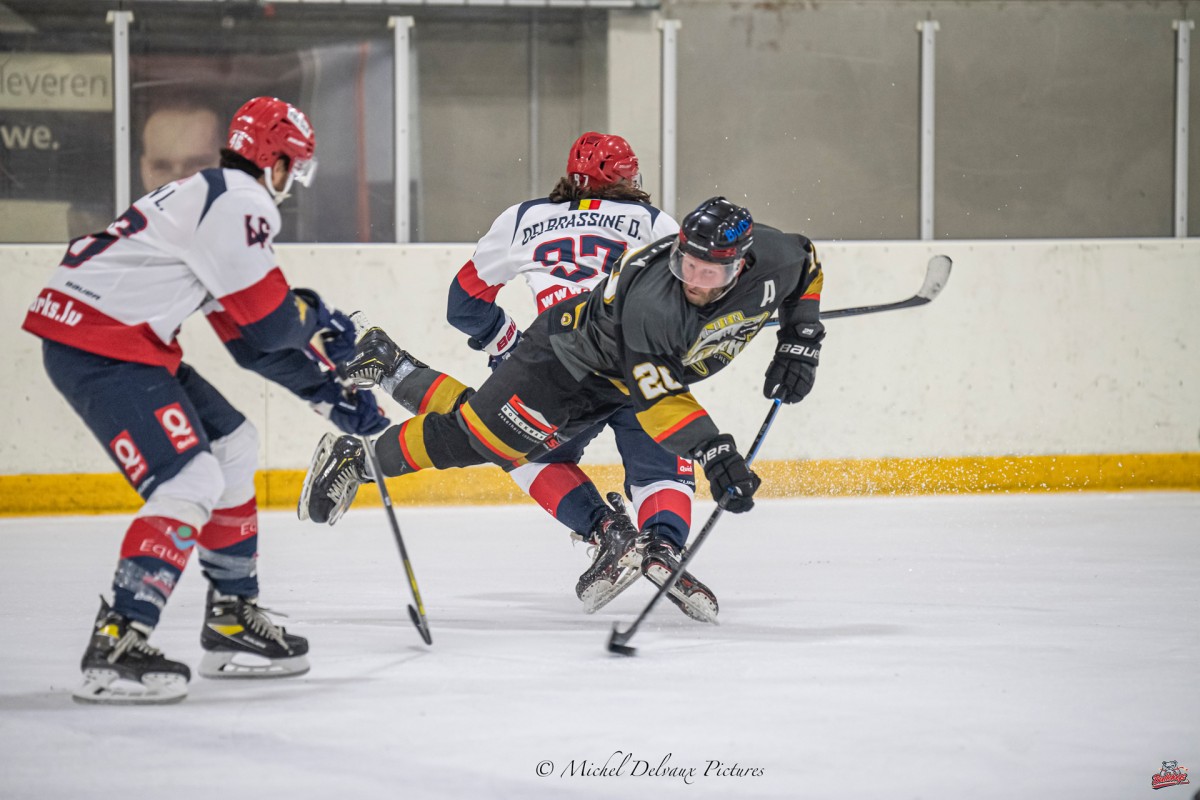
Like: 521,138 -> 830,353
448,197 -> 679,345
23,168 -> 292,373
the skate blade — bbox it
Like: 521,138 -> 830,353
72,669 -> 188,705
617,547 -> 644,570
199,651 -> 310,680
326,480 -> 359,527
297,433 -> 338,522
643,564 -> 719,624
580,565 -> 641,614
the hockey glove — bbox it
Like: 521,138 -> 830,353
308,381 -> 390,436
467,312 -> 521,371
693,434 -> 761,514
293,288 -> 357,365
764,321 -> 824,404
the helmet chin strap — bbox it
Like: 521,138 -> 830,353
264,169 -> 295,206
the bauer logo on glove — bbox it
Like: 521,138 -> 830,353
777,341 -> 820,360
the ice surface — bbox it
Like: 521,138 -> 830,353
1,492 -> 1197,799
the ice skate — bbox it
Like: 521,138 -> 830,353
298,432 -> 369,525
199,588 -> 309,679
639,537 -> 720,623
73,597 -> 190,705
575,493 -> 642,613
340,312 -> 425,390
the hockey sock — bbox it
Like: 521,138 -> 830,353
390,367 -> 471,416
196,497 -> 259,598
513,462 -> 607,535
633,484 -> 693,549
111,515 -> 196,627
374,412 -> 490,476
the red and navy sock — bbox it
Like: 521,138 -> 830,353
522,462 -> 608,536
111,515 -> 196,627
196,497 -> 260,598
632,484 -> 693,550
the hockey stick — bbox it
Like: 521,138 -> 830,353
765,254 -> 952,326
361,435 -> 433,646
607,398 -> 783,656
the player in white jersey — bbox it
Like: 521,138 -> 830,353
444,132 -> 701,615
22,96 -> 388,705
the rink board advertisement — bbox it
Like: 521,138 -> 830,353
0,53 -> 113,242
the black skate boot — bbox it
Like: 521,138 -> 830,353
73,597 -> 190,705
298,432 -> 370,525
200,588 -> 310,679
639,537 -> 720,624
340,311 -> 426,393
575,493 -> 642,613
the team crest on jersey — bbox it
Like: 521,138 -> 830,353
683,310 -> 771,376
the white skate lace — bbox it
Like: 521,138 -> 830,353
353,365 -> 384,384
107,629 -> 162,664
328,462 -> 365,502
240,602 -> 289,649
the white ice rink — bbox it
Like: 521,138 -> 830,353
1,492 -> 1197,800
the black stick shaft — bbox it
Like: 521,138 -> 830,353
362,436 -> 433,645
609,399 -> 782,650
765,254 -> 952,327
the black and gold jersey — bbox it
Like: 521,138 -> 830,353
547,223 -> 823,457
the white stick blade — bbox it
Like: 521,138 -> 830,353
917,255 -> 953,300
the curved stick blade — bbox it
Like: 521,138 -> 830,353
409,605 -> 432,645
607,623 -> 637,657
917,255 -> 953,300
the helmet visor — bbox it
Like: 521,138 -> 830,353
668,246 -> 740,289
291,156 -> 318,187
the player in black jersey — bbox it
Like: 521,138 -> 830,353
298,197 -> 824,622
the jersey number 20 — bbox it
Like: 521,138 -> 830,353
633,362 -> 684,400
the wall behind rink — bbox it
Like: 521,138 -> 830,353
3,239 -> 1197,513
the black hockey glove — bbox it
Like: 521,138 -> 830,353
693,434 -> 761,514
763,321 -> 824,404
308,382 -> 390,436
293,287 -> 357,365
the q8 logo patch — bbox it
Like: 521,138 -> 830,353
154,403 -> 200,453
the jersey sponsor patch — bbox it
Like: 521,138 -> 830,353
500,394 -> 557,443
110,431 -> 148,484
28,289 -> 83,327
537,284 -> 586,311
154,403 -> 200,453
677,457 -> 694,475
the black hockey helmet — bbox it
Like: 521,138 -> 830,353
669,196 -> 754,288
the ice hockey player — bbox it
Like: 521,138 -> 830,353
22,96 -> 389,705
446,131 -> 698,615
298,196 -> 824,623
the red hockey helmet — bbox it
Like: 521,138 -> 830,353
567,132 -> 640,188
227,96 -> 317,198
